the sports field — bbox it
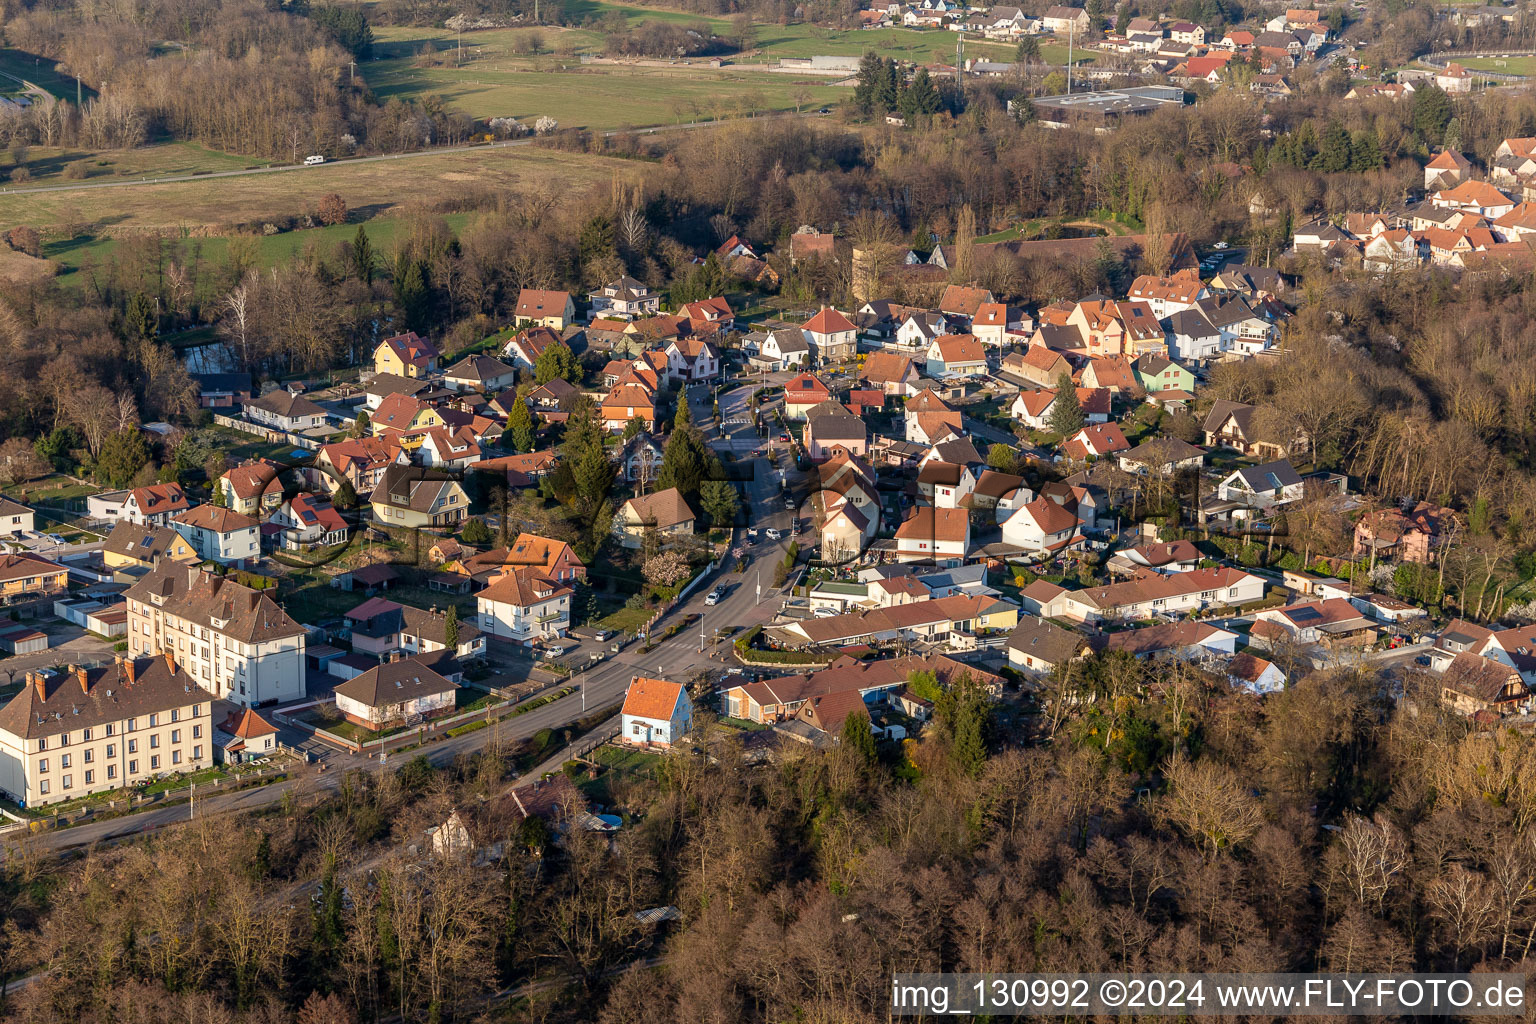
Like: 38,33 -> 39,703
1456,55 -> 1536,76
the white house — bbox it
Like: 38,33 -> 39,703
333,656 -> 459,729
0,498 -> 34,538
270,493 -> 349,551
620,675 -> 693,747
476,568 -> 572,645
245,390 -> 327,432
1215,459 -> 1303,514
121,483 -> 192,527
1002,497 -> 1084,555
170,505 -> 261,567
892,507 -> 970,566
746,327 -> 810,372
664,338 -> 719,383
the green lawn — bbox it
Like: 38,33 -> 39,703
14,141 -> 262,187
590,744 -> 663,772
1457,55 -> 1536,76
0,48 -> 86,100
44,211 -> 475,284
3,475 -> 99,505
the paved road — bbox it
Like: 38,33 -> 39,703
13,386 -> 793,854
0,112 -> 830,197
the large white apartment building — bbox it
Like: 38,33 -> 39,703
124,564 -> 307,707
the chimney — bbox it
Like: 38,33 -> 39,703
31,673 -> 43,702
164,649 -> 176,675
76,666 -> 89,696
388,651 -> 401,664
124,657 -> 137,685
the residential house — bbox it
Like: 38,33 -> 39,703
373,332 -> 439,378
1108,538 -> 1202,575
368,466 -> 469,530
1128,270 -> 1209,319
587,276 -> 659,320
1250,598 -> 1377,649
600,384 -> 658,433
0,658 -> 212,808
784,372 -> 835,421
1214,459 -> 1303,515
170,506 -> 261,567
1067,300 -> 1166,359
774,593 -> 1017,648
0,498 -> 30,539
746,326 -> 811,373
617,488 -> 696,548
245,390 -> 326,433
722,653 -> 998,722
1042,4 -> 1090,35
415,425 -> 482,471
502,325 -> 563,371
801,307 -> 860,364
617,431 -> 666,486
314,437 -> 406,496
334,655 -> 459,729
861,352 -> 921,396
1007,616 -> 1091,675
1000,347 -> 1074,389
1080,356 -> 1138,392
804,400 -> 869,461
916,460 -> 976,509
1195,295 -> 1278,354
1438,651 -> 1528,716
926,333 -> 989,377
971,302 -> 1028,350
1228,652 -> 1286,694
1060,422 -> 1130,461
1432,179 -> 1515,219
1202,399 -> 1301,458
477,568 -> 573,644
1117,436 -> 1205,475
514,289 -> 575,330
122,484 -> 192,527
905,388 -> 965,444
0,555 -> 68,602
819,496 -> 875,563
1353,500 -> 1456,564
124,563 -> 306,706
219,461 -> 284,517
1425,149 -> 1473,191
1435,62 -> 1473,94
1010,387 -> 1111,430
682,296 -> 734,334
191,372 -> 253,409
1001,496 -> 1084,555
270,493 -> 349,551
893,506 -> 970,565
1163,309 -> 1222,362
442,355 -> 518,394
216,707 -> 279,764
1104,620 -> 1238,661
504,532 -> 586,582
665,337 -> 720,383
789,226 -> 837,264
937,284 -> 995,325
1032,566 -> 1266,624
102,522 -> 198,571
620,677 -> 693,747
1133,353 -> 1195,393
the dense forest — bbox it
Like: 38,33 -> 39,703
4,656 -> 1536,1023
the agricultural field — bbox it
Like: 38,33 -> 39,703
2,144 -> 643,234
7,141 -> 266,188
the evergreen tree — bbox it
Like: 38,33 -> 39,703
563,396 -> 613,516
699,479 -> 739,526
872,57 -> 900,111
534,339 -> 581,385
443,605 -> 458,651
1015,35 -> 1041,63
507,399 -> 535,452
623,416 -> 646,440
1411,84 -> 1453,145
1350,129 -> 1383,172
124,292 -> 158,342
657,427 -> 707,499
393,255 -> 431,333
96,428 -> 152,488
334,480 -> 358,509
853,50 -> 885,111
901,68 -> 941,118
842,711 -> 877,767
936,674 -> 991,779
1048,370 -> 1085,437
674,395 -> 692,431
461,517 -> 493,545
350,225 -> 375,284
1115,6 -> 1129,33
578,214 -> 617,272
352,409 -> 370,437
1312,120 -> 1353,173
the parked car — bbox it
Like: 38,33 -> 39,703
765,528 -> 782,540
304,154 -> 326,165
813,607 -> 838,618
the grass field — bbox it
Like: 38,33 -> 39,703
3,144 -> 645,235
13,141 -> 267,188
1457,55 -> 1536,76
0,48 -> 84,100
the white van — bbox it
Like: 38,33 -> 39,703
304,154 -> 326,165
